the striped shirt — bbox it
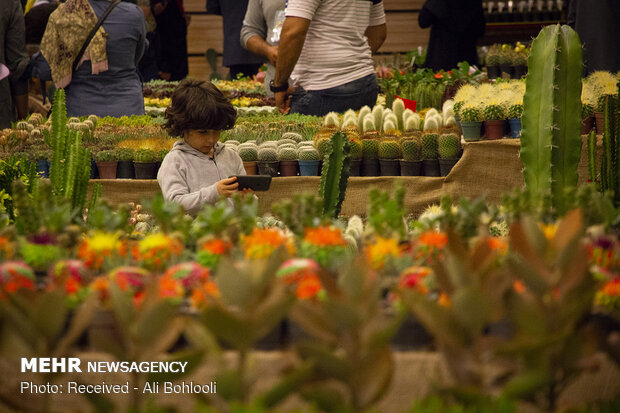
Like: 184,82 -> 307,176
285,0 -> 385,90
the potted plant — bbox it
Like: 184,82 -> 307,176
485,45 -> 501,79
581,103 -> 595,135
459,105 -> 483,141
298,147 -> 321,176
361,139 -> 379,176
507,103 -> 523,139
421,133 -> 440,176
257,146 -> 279,177
511,44 -> 529,78
133,148 -> 158,179
349,139 -> 363,176
238,144 -> 258,175
95,149 -> 119,179
400,138 -> 422,176
33,148 -> 51,178
498,45 -> 513,78
115,148 -> 135,179
277,146 -> 298,177
482,102 -> 506,140
438,133 -> 462,176
378,139 -> 401,176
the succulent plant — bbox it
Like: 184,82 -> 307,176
358,105 -> 372,130
96,149 -> 118,162
482,104 -> 507,121
116,148 -> 134,161
372,105 -> 384,132
87,114 -> 98,127
498,48 -> 513,66
238,146 -> 258,162
341,116 -> 358,130
277,146 -> 298,161
453,101 -> 465,118
423,115 -> 441,131
258,147 -> 278,162
460,105 -> 482,122
67,117 -> 80,124
378,140 -> 401,159
297,141 -> 314,149
362,139 -> 379,159
29,129 -> 42,140
362,115 -> 376,133
299,148 -> 320,161
349,139 -> 362,159
404,113 -> 421,132
324,112 -> 340,129
225,139 -> 241,146
392,98 -> 405,130
83,119 -> 95,131
581,103 -> 594,119
277,138 -> 297,147
316,137 -> 332,158
508,103 -> 524,119
485,45 -> 500,66
281,132 -> 303,142
401,138 -> 422,161
512,51 -> 528,66
134,148 -> 157,163
438,134 -> 462,159
421,133 -> 439,160
383,119 -> 397,133
16,121 -> 29,131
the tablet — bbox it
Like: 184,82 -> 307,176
231,175 -> 272,191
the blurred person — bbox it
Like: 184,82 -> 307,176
240,0 -> 285,96
1,0 -> 31,128
150,0 -> 188,81
568,0 -> 620,75
35,0 -> 146,117
272,0 -> 387,116
206,0 -> 263,79
418,0 -> 485,71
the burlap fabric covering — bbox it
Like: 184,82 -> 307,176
88,137 -> 598,217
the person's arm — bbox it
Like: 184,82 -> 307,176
241,1 -> 276,65
365,24 -> 386,54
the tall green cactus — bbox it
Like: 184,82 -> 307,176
50,88 -> 67,195
319,131 -> 351,218
601,94 -> 617,193
520,25 -> 583,215
587,130 -> 597,188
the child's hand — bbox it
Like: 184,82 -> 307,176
216,177 -> 239,197
240,188 -> 254,197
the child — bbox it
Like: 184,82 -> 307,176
157,79 -> 245,216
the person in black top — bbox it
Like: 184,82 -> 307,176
418,0 -> 485,71
151,0 -> 188,81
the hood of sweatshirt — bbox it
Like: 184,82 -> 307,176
169,140 -> 225,159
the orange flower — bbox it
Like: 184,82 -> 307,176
513,280 -> 526,294
399,266 -> 431,294
419,231 -> 448,249
438,293 -> 451,307
190,281 -> 220,308
158,275 -> 184,299
488,237 -> 508,254
602,277 -> 620,296
201,239 -> 232,255
304,226 -> 347,247
434,73 -> 444,79
0,236 -> 14,259
65,277 -> 80,295
77,232 -> 125,270
242,228 -> 295,259
295,274 -> 323,300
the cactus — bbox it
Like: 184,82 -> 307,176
460,106 -> 481,122
421,133 -> 439,160
358,106 -> 371,130
297,141 -> 314,149
316,137 -> 332,158
378,140 -> 401,159
453,101 -> 464,118
402,108 -> 415,124
319,131 -> 350,218
116,148 -> 133,161
281,132 -> 303,142
600,94 -> 617,193
350,139 -> 363,159
520,25 -> 583,215
277,147 -> 298,161
342,116 -> 358,130
238,146 -> 258,162
258,147 -> 278,162
392,98 -> 405,130
225,139 -> 241,146
383,119 -> 397,133
423,115 -> 440,131
362,139 -> 379,159
482,104 -> 506,121
581,103 -> 594,119
134,149 -> 156,163
372,105 -> 384,132
587,130 -> 597,187
299,148 -> 320,161
438,134 -> 462,159
277,138 -> 297,147
324,112 -> 340,129
362,116 -> 376,133
508,104 -> 523,119
87,114 -> 98,127
16,121 -> 29,130
401,138 -> 422,161
486,45 -> 500,66
83,119 -> 95,131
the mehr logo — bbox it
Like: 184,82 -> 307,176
21,358 -> 82,373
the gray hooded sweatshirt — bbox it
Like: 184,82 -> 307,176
157,141 -> 246,216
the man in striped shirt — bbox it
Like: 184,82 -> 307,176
272,0 -> 386,116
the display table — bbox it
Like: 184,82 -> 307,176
89,139 -> 593,217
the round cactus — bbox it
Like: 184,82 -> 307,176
482,104 -> 506,121
358,106 -> 372,129
401,138 -> 422,161
383,119 -> 397,133
378,140 -> 401,159
438,134 -> 462,159
404,113 -> 421,131
350,139 -> 362,159
363,115 -> 377,133
460,105 -> 482,122
29,128 -> 42,140
421,133 -> 439,160
324,112 -> 340,129
423,115 -> 441,131
281,132 -> 303,142
316,138 -> 332,158
508,104 -> 523,119
83,119 -> 95,131
87,114 -> 98,126
277,138 -> 297,147
278,147 -> 298,161
67,117 -> 80,124
299,148 -> 320,161
239,146 -> 258,161
372,105 -> 384,132
362,139 -> 379,159
135,148 -> 157,162
258,147 -> 278,161
297,141 -> 315,149
16,121 -> 29,131
225,140 -> 240,146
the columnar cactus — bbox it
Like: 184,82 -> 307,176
392,98 -> 405,130
378,140 -> 401,159
423,115 -> 441,131
358,106 -> 372,130
372,105 -> 384,133
520,24 -> 583,215
438,134 -> 462,159
324,112 -> 340,129
421,133 -> 439,160
401,139 -> 422,161
319,131 -> 350,218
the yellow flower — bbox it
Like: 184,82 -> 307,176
539,223 -> 558,241
365,237 -> 402,270
138,233 -> 176,253
87,232 -> 122,252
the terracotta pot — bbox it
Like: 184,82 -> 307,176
243,161 -> 257,175
484,120 -> 505,140
594,112 -> 604,135
400,159 -> 422,176
581,117 -> 595,135
279,160 -> 298,176
96,161 -> 118,179
134,162 -> 158,179
379,158 -> 400,176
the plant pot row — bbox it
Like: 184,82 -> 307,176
460,118 -> 522,141
363,158 -> 459,177
487,65 -> 527,80
90,160 -> 161,179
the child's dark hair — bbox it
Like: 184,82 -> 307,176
164,79 -> 237,137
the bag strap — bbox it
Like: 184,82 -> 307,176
72,0 -> 122,72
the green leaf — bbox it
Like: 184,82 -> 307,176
34,291 -> 68,344
295,341 -> 350,381
300,383 -> 347,413
202,306 -> 253,350
451,288 -> 492,336
258,363 -> 314,408
351,347 -> 394,408
132,300 -> 178,350
501,369 -> 551,399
